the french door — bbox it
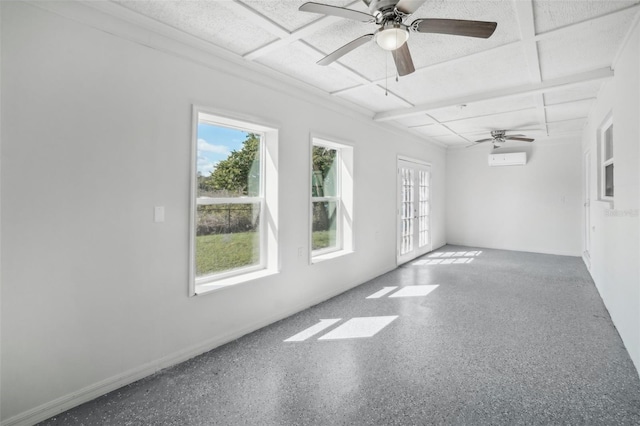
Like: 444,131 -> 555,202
397,158 -> 432,264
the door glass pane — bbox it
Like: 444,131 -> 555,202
312,201 -> 338,251
400,167 -> 414,255
195,203 -> 261,277
418,170 -> 430,248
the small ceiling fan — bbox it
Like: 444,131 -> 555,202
469,130 -> 535,149
298,0 -> 497,76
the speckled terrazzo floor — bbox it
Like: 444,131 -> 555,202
40,246 -> 640,425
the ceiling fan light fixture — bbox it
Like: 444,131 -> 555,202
375,23 -> 409,50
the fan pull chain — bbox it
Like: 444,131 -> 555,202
385,53 -> 388,96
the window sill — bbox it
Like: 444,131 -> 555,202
194,268 -> 279,296
312,249 -> 354,264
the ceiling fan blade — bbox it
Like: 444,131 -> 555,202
391,42 -> 415,76
474,138 -> 494,143
318,34 -> 374,66
299,2 -> 373,22
412,18 -> 497,38
506,136 -> 535,142
395,0 -> 427,15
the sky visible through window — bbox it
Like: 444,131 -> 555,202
197,122 -> 248,177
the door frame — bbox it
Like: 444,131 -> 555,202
396,156 -> 432,265
584,150 -> 591,268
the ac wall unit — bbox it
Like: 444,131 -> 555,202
488,152 -> 527,167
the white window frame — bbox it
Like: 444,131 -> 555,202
598,114 -> 614,202
310,136 -> 354,262
190,107 -> 279,296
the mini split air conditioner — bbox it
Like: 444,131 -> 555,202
488,152 -> 527,167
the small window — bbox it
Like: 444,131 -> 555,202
191,109 -> 278,294
599,116 -> 614,200
310,137 -> 354,260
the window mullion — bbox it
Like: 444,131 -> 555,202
197,197 -> 262,206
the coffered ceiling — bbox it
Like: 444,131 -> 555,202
95,0 -> 639,147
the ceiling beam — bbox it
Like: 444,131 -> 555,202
512,0 -> 548,137
373,67 -> 613,122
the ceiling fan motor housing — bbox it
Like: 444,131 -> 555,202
367,0 -> 401,16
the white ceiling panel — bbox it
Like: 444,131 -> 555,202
543,80 -> 602,105
115,0 -> 277,55
533,0 -> 639,34
241,0 -> 355,32
411,124 -> 455,137
390,43 -> 532,105
538,11 -> 636,80
429,95 -> 539,123
545,99 -> 594,123
445,108 -> 541,134
335,84 -> 411,112
547,118 -> 587,135
431,134 -> 472,146
256,41 -> 363,92
406,0 -> 521,69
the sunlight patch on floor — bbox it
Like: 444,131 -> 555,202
318,316 -> 398,340
284,319 -> 341,342
389,285 -> 439,298
366,286 -> 398,299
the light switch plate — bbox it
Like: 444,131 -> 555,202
154,206 -> 165,223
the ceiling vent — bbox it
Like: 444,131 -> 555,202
488,152 -> 527,167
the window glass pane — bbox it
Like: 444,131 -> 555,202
197,123 -> 261,198
604,125 -> 613,161
195,203 -> 261,277
311,146 -> 338,197
605,163 -> 614,197
312,201 -> 337,251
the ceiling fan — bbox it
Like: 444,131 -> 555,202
298,0 -> 497,76
469,130 -> 535,149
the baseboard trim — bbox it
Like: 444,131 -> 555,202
582,251 -> 591,270
444,241 -> 582,258
1,263 -> 396,426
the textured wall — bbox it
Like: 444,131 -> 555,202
445,140 -> 583,256
582,20 -> 640,372
0,2 -> 445,423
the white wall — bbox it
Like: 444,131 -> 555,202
445,140 -> 583,256
0,2 -> 445,424
582,19 -> 640,371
